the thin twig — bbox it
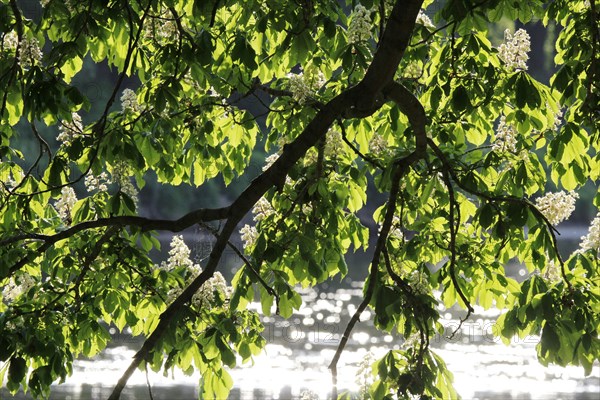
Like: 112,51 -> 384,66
145,362 -> 154,400
441,168 -> 475,316
198,222 -> 280,313
73,227 -> 119,302
382,248 -> 411,293
427,139 -> 570,289
337,119 -> 384,169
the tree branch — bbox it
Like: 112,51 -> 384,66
2,207 -> 232,278
382,81 -> 428,153
199,222 -> 280,312
110,1 -> 428,396
440,168 -> 475,318
338,119 -> 384,169
427,138 -> 571,289
328,151 -> 420,400
353,0 -> 424,113
107,58 -> 360,400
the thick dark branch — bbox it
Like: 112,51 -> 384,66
108,66 -> 357,400
2,208 -> 230,278
108,218 -> 237,400
227,99 -> 353,218
109,1 -> 429,397
1,208 -> 229,248
382,81 -> 428,153
353,0 -> 424,113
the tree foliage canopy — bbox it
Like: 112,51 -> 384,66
0,0 -> 599,398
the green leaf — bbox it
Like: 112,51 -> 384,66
231,35 -> 257,70
451,85 -> 471,112
8,356 -> 27,384
103,291 -> 119,314
478,203 -> 495,229
540,324 -> 560,358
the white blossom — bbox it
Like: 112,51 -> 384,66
304,129 -> 346,165
287,74 -> 311,104
111,162 -> 139,207
534,191 -> 579,226
492,115 -> 517,153
0,167 -> 22,194
161,235 -> 195,270
355,351 -> 375,399
4,315 -> 25,331
390,216 -> 404,241
207,86 -> 218,97
542,259 -> 561,283
498,28 -> 530,71
161,236 -> 231,308
324,129 -> 344,157
17,37 -> 43,68
416,10 -> 434,28
182,72 -> 205,94
287,67 -> 324,105
378,215 -> 404,241
369,133 -> 392,157
240,224 -> 258,251
402,332 -> 422,350
552,105 -> 563,131
55,186 -> 77,221
57,112 -> 83,146
154,19 -> 178,41
517,149 -> 530,162
348,5 -> 372,44
144,12 -> 178,43
2,31 -> 18,51
300,390 -> 319,400
302,203 -> 313,216
120,89 -> 141,113
192,271 -> 228,308
3,273 -> 36,302
85,172 -> 110,192
262,153 -> 280,171
119,179 -> 138,206
579,213 -> 600,254
304,149 -> 319,165
408,270 -> 429,295
252,197 -> 275,222
403,62 -> 423,79
166,286 -> 182,304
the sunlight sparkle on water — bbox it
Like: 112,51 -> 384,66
40,286 -> 600,400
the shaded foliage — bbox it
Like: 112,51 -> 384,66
0,0 -> 598,399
